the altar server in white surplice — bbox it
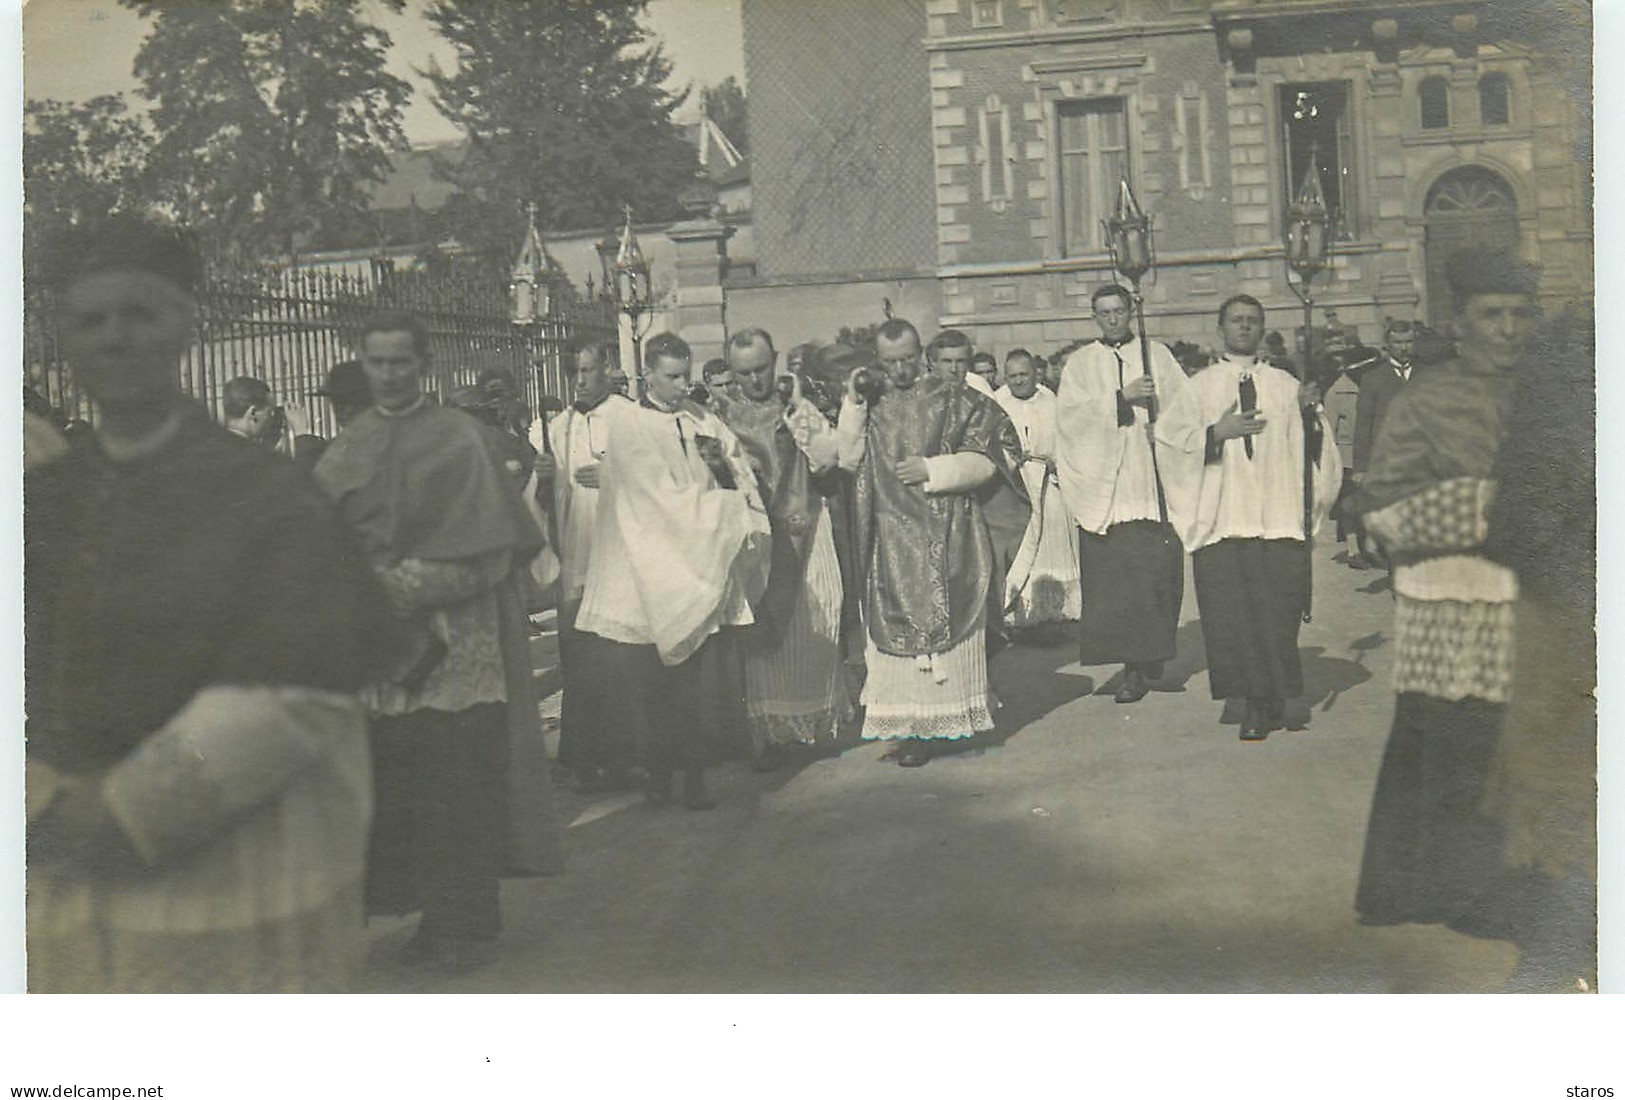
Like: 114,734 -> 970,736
994,348 -> 1080,631
529,339 -> 635,792
1154,294 -> 1341,742
575,333 -> 770,810
1055,284 -> 1190,704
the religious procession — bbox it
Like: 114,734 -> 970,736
18,0 -> 1595,998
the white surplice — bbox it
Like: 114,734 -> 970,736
993,385 -> 1080,625
742,400 -> 853,746
1054,337 -> 1188,535
529,394 -> 633,606
1154,356 -> 1342,553
574,400 -> 771,666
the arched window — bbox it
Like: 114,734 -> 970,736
1479,73 -> 1510,126
1422,166 -> 1519,327
1419,77 -> 1450,130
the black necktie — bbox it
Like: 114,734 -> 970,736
1238,372 -> 1257,460
1112,346 -> 1135,427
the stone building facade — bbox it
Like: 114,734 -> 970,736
740,0 -> 1591,355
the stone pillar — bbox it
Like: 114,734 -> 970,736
665,187 -> 734,366
1368,51 -> 1420,311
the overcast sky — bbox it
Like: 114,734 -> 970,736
20,0 -> 744,146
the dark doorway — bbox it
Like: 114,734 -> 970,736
1422,166 -> 1519,328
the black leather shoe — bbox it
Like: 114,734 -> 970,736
1264,699 -> 1287,732
897,740 -> 932,768
1239,702 -> 1269,741
1114,666 -> 1149,704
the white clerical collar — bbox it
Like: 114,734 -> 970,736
1221,352 -> 1265,369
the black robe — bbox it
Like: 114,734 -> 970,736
26,406 -> 397,774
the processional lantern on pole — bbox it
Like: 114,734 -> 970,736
1100,177 -> 1160,422
1284,149 -> 1334,363
1102,176 -> 1154,289
1099,176 -> 1172,530
595,204 -> 655,396
1282,150 -> 1335,624
508,200 -> 553,326
508,200 -> 554,431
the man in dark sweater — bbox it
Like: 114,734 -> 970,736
1348,319 -> 1419,566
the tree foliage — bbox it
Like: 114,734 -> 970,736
423,0 -> 699,258
122,0 -> 411,260
23,95 -> 154,273
701,75 -> 748,155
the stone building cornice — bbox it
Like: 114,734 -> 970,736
937,239 -> 1396,281
924,18 -> 1211,53
1213,0 -> 1487,72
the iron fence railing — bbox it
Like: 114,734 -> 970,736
25,260 -> 617,438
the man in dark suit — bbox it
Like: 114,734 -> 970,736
1349,319 -> 1418,567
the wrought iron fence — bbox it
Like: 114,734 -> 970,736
25,259 -> 617,438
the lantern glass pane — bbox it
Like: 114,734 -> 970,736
1124,229 -> 1150,274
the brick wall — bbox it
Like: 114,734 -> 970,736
738,0 -> 1591,361
742,0 -> 937,279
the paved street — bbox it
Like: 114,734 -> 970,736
359,543 -> 1517,993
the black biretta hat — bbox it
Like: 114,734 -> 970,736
1445,249 -> 1539,305
46,216 -> 203,295
313,360 -> 369,404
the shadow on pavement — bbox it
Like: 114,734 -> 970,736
980,633 -> 1095,747
1151,618 -> 1209,696
1284,645 -> 1376,729
1348,631 -> 1387,661
360,780 -> 1517,993
1130,622 -> 1377,730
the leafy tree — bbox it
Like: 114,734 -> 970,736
423,0 -> 700,258
22,94 -> 157,389
122,0 -> 412,261
22,95 -> 154,273
701,75 -> 748,156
